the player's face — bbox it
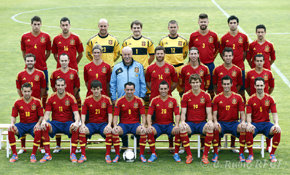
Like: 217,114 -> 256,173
159,84 -> 169,97
98,21 -> 108,35
155,50 -> 165,62
131,24 -> 142,37
228,19 -> 238,31
59,55 -> 69,68
189,50 -> 199,62
60,21 -> 71,34
256,28 -> 266,40
31,21 -> 41,33
91,87 -> 102,97
125,85 -> 135,98
21,87 -> 32,100
198,18 -> 208,30
254,56 -> 264,68
222,79 -> 232,92
55,80 -> 66,94
122,49 -> 133,65
223,51 -> 233,64
25,57 -> 35,69
168,23 -> 178,36
190,79 -> 201,91
254,80 -> 265,94
93,49 -> 102,60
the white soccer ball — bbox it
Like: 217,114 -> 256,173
123,149 -> 135,162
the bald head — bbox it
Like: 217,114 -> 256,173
98,18 -> 108,36
122,46 -> 133,66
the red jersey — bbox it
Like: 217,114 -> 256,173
148,96 -> 179,125
246,94 -> 277,123
81,95 -> 112,123
21,32 -> 51,70
180,63 -> 210,92
114,96 -> 145,124
84,61 -> 111,96
145,63 -> 178,100
247,40 -> 275,70
52,33 -> 84,70
16,69 -> 46,99
50,68 -> 80,95
213,64 -> 243,94
12,97 -> 43,123
45,92 -> 78,122
212,92 -> 244,122
220,32 -> 249,70
181,90 -> 211,123
189,30 -> 219,64
245,69 -> 274,95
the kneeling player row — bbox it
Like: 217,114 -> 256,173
8,75 -> 281,164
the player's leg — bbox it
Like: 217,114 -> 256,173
147,125 -> 158,162
78,124 -> 90,163
245,123 -> 256,163
202,122 -> 214,164
8,124 -> 20,162
205,62 -> 215,99
212,122 -> 222,162
42,70 -> 49,109
53,135 -> 62,153
112,125 -> 124,163
136,124 -> 147,163
179,122 -> 193,164
100,123 -> 113,163
18,136 -> 27,154
31,125 -> 42,163
268,123 -> 281,162
40,122 -> 52,163
69,122 -> 79,163
237,122 -> 246,162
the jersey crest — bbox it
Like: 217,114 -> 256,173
40,37 -> 46,43
70,73 -> 74,80
134,103 -> 138,108
65,99 -> 70,106
31,103 -> 36,110
199,69 -> 204,76
168,101 -> 173,108
264,74 -> 268,81
102,67 -> 107,73
70,39 -> 75,45
178,41 -> 182,46
265,100 -> 270,106
200,97 -> 205,104
208,36 -> 213,43
232,98 -> 237,104
34,75 -> 39,81
238,36 -> 243,43
108,40 -> 113,45
101,102 -> 106,108
264,45 -> 270,52
134,67 -> 139,73
232,70 -> 237,77
164,67 -> 170,74
142,41 -> 146,46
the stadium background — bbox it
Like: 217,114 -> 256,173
0,0 -> 289,174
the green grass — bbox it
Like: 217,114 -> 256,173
0,0 -> 290,174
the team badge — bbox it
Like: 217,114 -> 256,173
264,74 -> 268,81
200,97 -> 205,104
101,102 -> 106,108
31,104 -> 36,110
199,70 -> 204,76
232,98 -> 237,104
168,102 -> 173,108
108,40 -> 113,45
264,45 -> 270,52
65,100 -> 70,106
164,67 -> 170,74
142,41 -> 146,46
265,100 -> 270,106
70,39 -> 75,45
232,70 -> 237,77
70,74 -> 74,80
40,37 -> 46,43
208,36 -> 213,43
238,36 -> 243,43
102,67 -> 107,73
34,75 -> 39,81
134,103 -> 138,108
178,41 -> 182,46
134,67 -> 139,73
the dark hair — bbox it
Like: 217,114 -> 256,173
24,53 -> 36,61
255,77 -> 265,85
254,54 -> 264,61
59,53 -> 69,60
31,16 -> 41,24
221,75 -> 232,84
60,17 -> 70,24
227,15 -> 239,24
222,47 -> 234,56
199,13 -> 208,19
91,80 -> 102,89
124,82 -> 135,89
131,20 -> 142,29
189,74 -> 202,83
55,78 -> 66,85
159,80 -> 169,88
21,82 -> 32,90
256,24 -> 266,32
168,20 -> 178,26
155,46 -> 165,54
188,47 -> 200,64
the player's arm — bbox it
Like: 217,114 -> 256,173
237,85 -> 241,92
206,107 -> 213,123
40,88 -> 46,98
146,82 -> 151,90
246,87 -> 251,96
148,55 -> 154,65
147,114 -> 152,128
53,53 -> 58,62
272,113 -> 281,133
8,116 -> 17,132
76,52 -> 83,64
22,51 -> 26,60
180,107 -> 187,129
45,50 -> 51,61
41,111 -> 51,129
171,82 -> 177,91
85,40 -> 93,61
17,89 -> 22,97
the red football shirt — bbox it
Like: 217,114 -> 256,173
52,33 -> 84,70
50,68 -> 80,95
246,94 -> 277,123
213,64 -> 243,94
212,92 -> 244,122
148,96 -> 179,125
114,96 -> 145,124
145,63 -> 178,100
245,69 -> 274,95
45,92 -> 78,122
220,32 -> 249,70
84,61 -> 111,96
247,40 -> 275,70
181,90 -> 211,123
81,95 -> 112,123
12,97 -> 43,123
189,30 -> 219,64
16,69 -> 46,99
180,63 -> 210,92
21,32 -> 51,71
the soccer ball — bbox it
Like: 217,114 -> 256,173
123,149 -> 135,162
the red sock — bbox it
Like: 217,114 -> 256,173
239,132 -> 246,154
139,134 -> 146,155
32,130 -> 41,155
266,138 -> 271,148
105,133 -> 112,156
42,125 -> 51,155
180,132 -> 192,156
201,136 -> 205,148
148,132 -> 156,154
76,97 -> 82,115
20,136 -> 26,148
231,135 -> 236,147
270,132 -> 281,155
79,133 -> 87,156
42,94 -> 48,109
71,129 -> 79,154
246,132 -> 253,155
174,134 -> 181,154
8,130 -> 17,155
169,137 -> 173,148
213,130 -> 220,154
112,134 -> 120,155
56,135 -> 61,147
203,132 -> 213,156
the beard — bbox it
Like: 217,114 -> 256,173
200,25 -> 207,30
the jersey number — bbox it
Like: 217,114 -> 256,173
29,82 -> 34,87
59,106 -> 63,112
64,46 -> 69,51
202,43 -> 205,48
25,112 -> 30,117
95,109 -> 100,114
193,104 -> 198,109
232,44 -> 235,50
226,105 -> 230,111
96,73 -> 98,79
128,109 -> 131,115
260,107 -> 262,112
161,109 -> 167,114
171,48 -> 175,53
158,74 -> 163,80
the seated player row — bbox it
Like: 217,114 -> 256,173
9,74 -> 281,164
